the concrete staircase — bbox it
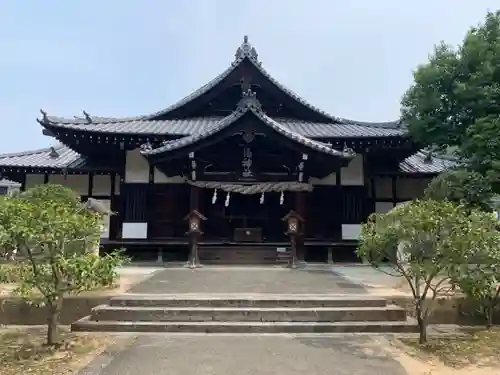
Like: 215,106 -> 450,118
71,294 -> 418,333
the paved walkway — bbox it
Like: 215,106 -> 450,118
80,334 -> 409,375
127,266 -> 367,294
79,265 -> 412,374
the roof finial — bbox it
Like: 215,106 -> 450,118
82,110 -> 92,124
39,109 -> 49,124
234,35 -> 259,62
424,150 -> 433,163
49,146 -> 59,158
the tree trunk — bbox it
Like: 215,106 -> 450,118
417,315 -> 428,344
485,306 -> 493,330
46,297 -> 63,346
415,303 -> 428,344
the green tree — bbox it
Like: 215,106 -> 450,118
453,244 -> 500,329
0,184 -> 127,346
401,11 -> 500,186
357,199 -> 500,344
424,169 -> 494,212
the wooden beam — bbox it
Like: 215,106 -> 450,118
20,174 -> 26,192
88,172 -> 94,198
110,173 -> 116,197
391,175 -> 397,204
190,186 -> 200,211
148,163 -> 155,184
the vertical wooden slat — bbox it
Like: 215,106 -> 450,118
190,186 -> 200,211
88,172 -> 94,198
391,175 -> 397,205
20,174 -> 26,192
122,183 -> 149,222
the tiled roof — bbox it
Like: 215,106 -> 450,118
142,104 -> 355,159
39,36 -> 403,133
0,144 -> 457,176
41,116 -> 406,138
281,119 -> 405,138
0,145 -> 83,169
0,179 -> 20,187
399,151 -> 459,174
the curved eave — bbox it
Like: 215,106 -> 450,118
0,145 -> 118,174
141,105 -> 355,161
38,115 -> 407,141
38,38 -> 404,129
399,151 -> 459,174
142,54 -> 403,127
38,118 -> 192,138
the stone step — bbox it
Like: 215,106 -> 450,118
72,318 -> 418,334
91,305 -> 406,322
109,294 -> 387,308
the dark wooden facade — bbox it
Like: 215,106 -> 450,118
0,36 -> 449,264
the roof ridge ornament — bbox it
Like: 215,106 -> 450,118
342,142 -> 355,155
140,142 -> 153,153
82,110 -> 92,124
237,88 -> 262,111
49,146 -> 59,158
234,35 -> 259,63
39,109 -> 49,124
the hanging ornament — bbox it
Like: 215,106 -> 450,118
225,191 -> 231,207
280,191 -> 284,205
260,192 -> 265,204
212,188 -> 218,204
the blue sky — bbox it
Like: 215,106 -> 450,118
0,0 -> 498,153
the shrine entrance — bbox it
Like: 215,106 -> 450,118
191,182 -> 302,264
200,187 -> 293,242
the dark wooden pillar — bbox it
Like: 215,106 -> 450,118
391,175 -> 397,207
190,186 -> 200,211
109,173 -> 117,240
88,172 -> 94,198
295,192 -> 306,263
20,174 -> 26,192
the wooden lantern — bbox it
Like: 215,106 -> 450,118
282,210 -> 304,235
184,210 -> 207,234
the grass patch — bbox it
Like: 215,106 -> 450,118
0,326 -> 116,375
400,328 -> 500,368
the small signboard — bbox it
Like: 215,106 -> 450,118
276,247 -> 287,253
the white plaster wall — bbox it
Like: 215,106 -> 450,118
341,155 -> 364,186
122,222 -> 148,239
341,224 -> 361,240
310,172 -> 337,186
25,174 -> 45,189
48,174 -> 90,196
125,149 -> 149,183
92,174 -> 111,196
154,168 -> 185,184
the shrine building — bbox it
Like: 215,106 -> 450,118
0,36 -> 456,264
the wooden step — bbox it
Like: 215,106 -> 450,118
199,246 -> 282,264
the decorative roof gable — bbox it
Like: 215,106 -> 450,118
38,36 -> 403,131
